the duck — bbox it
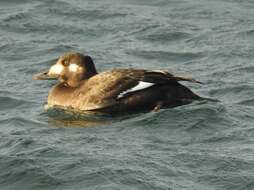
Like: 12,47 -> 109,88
33,52 -> 211,115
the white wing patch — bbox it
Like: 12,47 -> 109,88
117,81 -> 155,98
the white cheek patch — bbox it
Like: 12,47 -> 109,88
117,81 -> 155,98
48,63 -> 64,75
69,63 -> 79,72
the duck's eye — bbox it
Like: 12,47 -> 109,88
62,60 -> 69,66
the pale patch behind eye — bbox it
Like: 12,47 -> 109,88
48,63 -> 64,75
69,63 -> 79,72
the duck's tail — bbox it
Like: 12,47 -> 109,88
174,75 -> 219,102
174,76 -> 203,84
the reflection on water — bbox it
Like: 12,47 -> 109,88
48,118 -> 111,128
43,106 -> 112,128
44,104 -> 154,128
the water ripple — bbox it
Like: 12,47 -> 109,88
1,0 -> 254,189
0,96 -> 28,110
127,50 -> 205,62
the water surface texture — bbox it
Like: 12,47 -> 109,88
1,0 -> 254,189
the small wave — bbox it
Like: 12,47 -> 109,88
0,117 -> 47,128
0,155 -> 62,189
140,31 -> 192,43
0,96 -> 30,110
201,132 -> 244,144
45,44 -> 78,54
35,1 -> 127,21
231,65 -> 254,73
127,50 -> 205,62
182,104 -> 228,130
202,126 -> 254,145
47,7 -> 127,20
209,85 -> 254,97
0,16 -> 86,35
0,0 -> 32,3
2,12 -> 28,23
237,98 -> 254,107
237,29 -> 254,38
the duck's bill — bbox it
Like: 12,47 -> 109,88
33,70 -> 58,80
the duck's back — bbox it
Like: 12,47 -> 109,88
73,69 -> 147,110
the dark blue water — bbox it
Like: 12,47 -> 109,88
1,0 -> 254,189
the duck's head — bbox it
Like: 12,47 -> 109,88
33,52 -> 97,87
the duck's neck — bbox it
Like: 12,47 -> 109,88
47,81 -> 85,107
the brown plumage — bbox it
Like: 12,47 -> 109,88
33,52 -> 212,115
